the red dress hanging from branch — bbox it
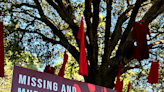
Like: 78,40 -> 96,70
114,64 -> 124,92
148,60 -> 159,84
58,51 -> 68,77
0,22 -> 4,77
132,20 -> 151,62
77,17 -> 88,76
44,65 -> 55,74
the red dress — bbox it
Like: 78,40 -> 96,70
77,17 -> 88,76
0,22 -> 4,77
44,65 -> 55,74
132,21 -> 150,61
148,60 -> 159,84
127,82 -> 131,92
114,64 -> 123,92
58,51 -> 68,77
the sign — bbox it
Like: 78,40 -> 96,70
11,65 -> 117,92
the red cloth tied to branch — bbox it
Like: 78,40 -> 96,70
148,60 -> 159,84
44,65 -> 55,74
115,79 -> 124,92
132,20 -> 151,62
77,17 -> 88,76
58,51 -> 68,77
127,81 -> 131,92
0,22 -> 4,77
114,64 -> 123,92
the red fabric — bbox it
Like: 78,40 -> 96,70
132,20 -> 150,61
120,79 -> 124,92
44,65 -> 55,74
148,60 -> 159,84
115,79 -> 124,92
58,51 -> 68,77
127,81 -> 131,92
0,22 -> 4,77
77,17 -> 88,76
114,64 -> 123,92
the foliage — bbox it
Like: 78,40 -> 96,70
0,39 -> 39,92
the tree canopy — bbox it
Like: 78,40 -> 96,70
1,0 -> 164,90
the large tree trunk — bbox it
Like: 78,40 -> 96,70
83,0 -> 164,88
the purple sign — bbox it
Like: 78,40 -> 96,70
11,65 -> 117,92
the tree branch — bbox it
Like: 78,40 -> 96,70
122,65 -> 141,73
107,5 -> 134,65
101,0 -> 113,81
16,28 -> 60,44
127,0 -> 130,6
46,0 -> 75,27
148,32 -> 164,41
34,0 -> 44,16
92,0 -> 100,35
18,10 -> 41,20
84,0 -> 92,61
106,0 -> 144,79
45,0 -> 86,60
90,0 -> 100,67
103,0 -> 112,64
14,3 -> 37,8
84,0 -> 92,43
33,0 -> 80,62
45,0 -> 81,46
143,0 -> 164,23
149,40 -> 164,49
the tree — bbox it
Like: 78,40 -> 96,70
0,0 -> 164,89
